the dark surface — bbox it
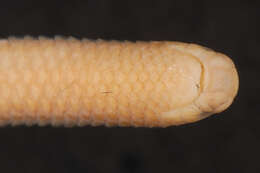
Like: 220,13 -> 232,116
0,0 -> 258,173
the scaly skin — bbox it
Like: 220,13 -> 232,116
0,37 -> 239,127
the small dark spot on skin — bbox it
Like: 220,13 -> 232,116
102,91 -> 112,94
196,84 -> 200,89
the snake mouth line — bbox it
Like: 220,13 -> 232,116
171,44 -> 215,115
170,47 -> 205,111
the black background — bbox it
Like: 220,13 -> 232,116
0,0 -> 258,173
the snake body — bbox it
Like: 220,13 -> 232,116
0,37 -> 239,127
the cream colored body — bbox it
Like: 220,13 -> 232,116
0,37 -> 239,127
